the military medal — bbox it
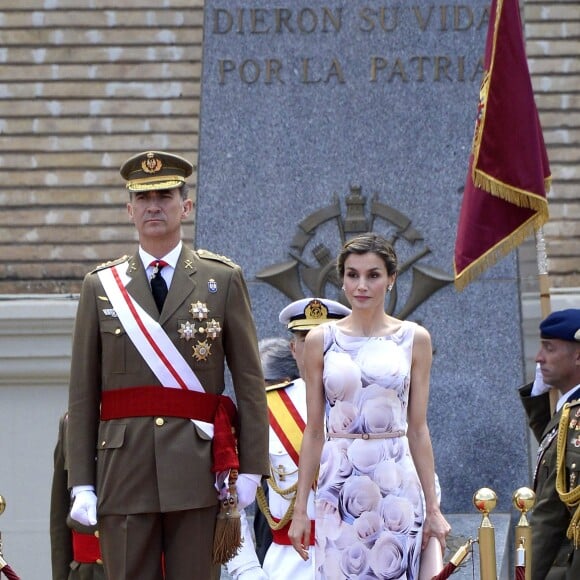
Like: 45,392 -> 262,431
179,302 -> 222,361
190,301 -> 209,320
205,319 -> 221,339
193,340 -> 211,361
208,278 -> 217,293
178,321 -> 196,341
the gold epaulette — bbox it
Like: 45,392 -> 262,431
196,248 -> 237,268
90,255 -> 130,273
265,380 -> 295,393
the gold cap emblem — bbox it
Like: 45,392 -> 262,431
304,299 -> 328,321
141,152 -> 163,174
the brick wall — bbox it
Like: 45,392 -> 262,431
520,0 -> 580,291
0,0 -> 578,294
0,0 -> 203,293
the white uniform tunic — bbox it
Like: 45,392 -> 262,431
262,378 -> 316,580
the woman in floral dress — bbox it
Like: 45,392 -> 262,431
289,233 -> 450,579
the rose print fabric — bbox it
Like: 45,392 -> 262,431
315,321 -> 423,579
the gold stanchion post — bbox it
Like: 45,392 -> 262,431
513,487 -> 535,580
473,487 -> 498,580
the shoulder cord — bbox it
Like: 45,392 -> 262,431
556,403 -> 580,548
256,473 -> 297,531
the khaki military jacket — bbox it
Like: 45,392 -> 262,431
520,383 -> 580,580
66,245 -> 269,515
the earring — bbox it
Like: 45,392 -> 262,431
341,286 -> 345,291
387,284 -> 393,291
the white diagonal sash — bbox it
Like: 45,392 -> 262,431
97,261 -> 214,437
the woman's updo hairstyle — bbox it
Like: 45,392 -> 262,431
337,232 -> 398,278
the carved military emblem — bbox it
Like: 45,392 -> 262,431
256,185 -> 453,319
141,151 -> 163,174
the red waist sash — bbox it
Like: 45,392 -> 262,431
100,385 -> 236,423
100,386 -> 239,473
271,517 -> 315,546
71,530 -> 101,564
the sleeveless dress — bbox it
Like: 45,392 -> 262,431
315,321 -> 423,580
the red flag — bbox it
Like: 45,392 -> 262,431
454,0 -> 550,291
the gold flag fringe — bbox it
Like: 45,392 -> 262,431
454,208 -> 548,292
472,169 -> 550,213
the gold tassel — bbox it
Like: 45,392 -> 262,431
212,469 -> 242,565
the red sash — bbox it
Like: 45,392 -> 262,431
271,517 -> 315,546
100,386 -> 239,473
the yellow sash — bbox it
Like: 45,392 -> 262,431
267,384 -> 305,467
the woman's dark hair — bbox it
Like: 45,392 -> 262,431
337,232 -> 398,278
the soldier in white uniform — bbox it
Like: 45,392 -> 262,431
262,298 -> 350,579
225,337 -> 299,580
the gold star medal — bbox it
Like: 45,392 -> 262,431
193,340 -> 211,361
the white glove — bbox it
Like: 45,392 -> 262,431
531,362 -> 552,396
235,473 -> 260,510
70,487 -> 98,526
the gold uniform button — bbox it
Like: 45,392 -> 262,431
96,558 -> 103,565
155,417 -> 165,426
114,328 -> 121,335
94,530 -> 99,538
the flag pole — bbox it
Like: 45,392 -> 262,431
535,226 -> 557,412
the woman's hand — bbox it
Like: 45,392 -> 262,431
288,511 -> 311,561
422,509 -> 451,551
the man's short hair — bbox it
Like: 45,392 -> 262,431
259,337 -> 299,383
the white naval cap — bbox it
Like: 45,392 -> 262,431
279,297 -> 351,332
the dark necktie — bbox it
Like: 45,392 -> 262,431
150,260 -> 168,312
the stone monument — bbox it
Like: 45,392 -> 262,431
196,0 -> 528,518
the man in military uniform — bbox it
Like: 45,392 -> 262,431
51,413 -> 105,580
519,308 -> 580,580
252,298 -> 350,579
66,151 -> 269,580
